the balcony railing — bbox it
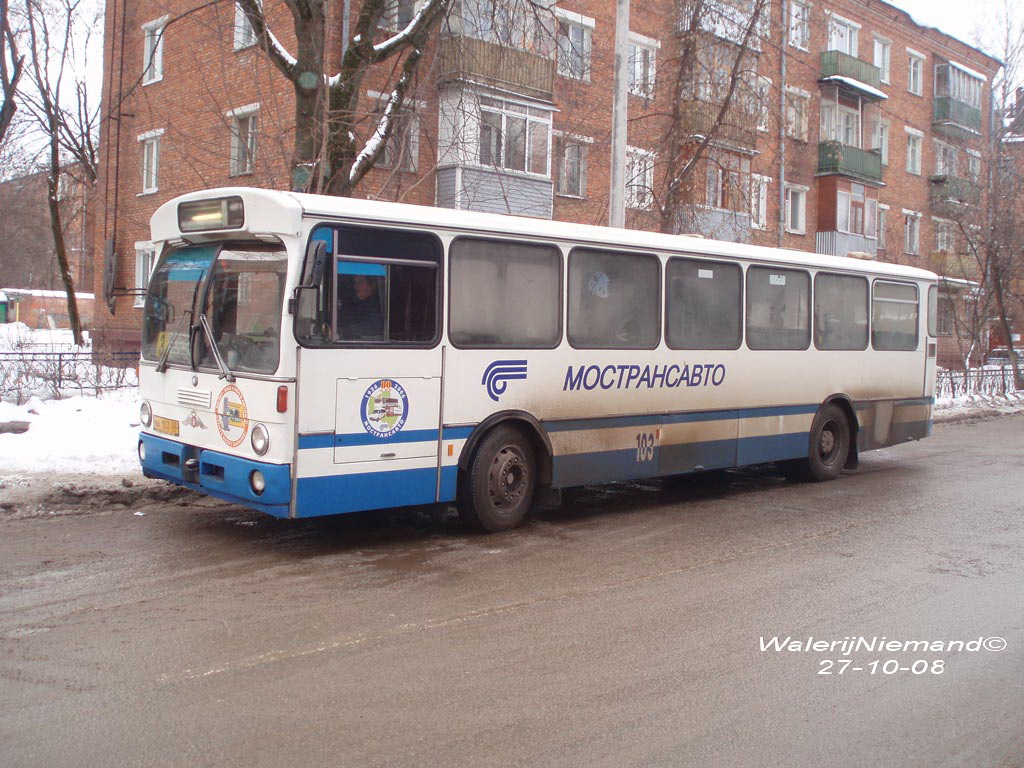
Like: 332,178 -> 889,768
932,97 -> 982,138
930,174 -> 980,206
820,50 -> 882,91
439,36 -> 555,101
817,141 -> 883,184
678,99 -> 759,150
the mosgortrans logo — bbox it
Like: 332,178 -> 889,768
563,362 -> 726,391
361,379 -> 409,439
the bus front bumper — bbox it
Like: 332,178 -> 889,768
139,432 -> 291,518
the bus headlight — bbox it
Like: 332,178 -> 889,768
138,440 -> 147,462
140,401 -> 153,428
251,423 -> 270,455
250,470 -> 266,496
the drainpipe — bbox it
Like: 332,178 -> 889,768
778,0 -> 788,247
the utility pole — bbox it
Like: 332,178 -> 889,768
609,0 -> 630,228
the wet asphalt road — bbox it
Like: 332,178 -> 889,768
0,416 -> 1022,768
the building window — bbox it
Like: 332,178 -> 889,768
967,150 -> 981,182
556,9 -> 593,81
934,139 -> 957,176
705,153 -> 750,212
138,129 -> 163,194
873,36 -> 891,83
934,62 -> 983,110
907,49 -> 925,96
755,76 -> 772,132
751,174 -> 770,230
904,210 -> 921,255
142,17 -> 167,85
877,203 -> 888,250
837,184 -> 875,237
459,0 -> 555,55
785,87 -> 809,141
479,97 -> 551,176
628,33 -> 658,99
626,146 -> 655,210
905,129 -> 922,175
383,0 -> 415,30
371,92 -> 420,172
871,118 -> 889,165
788,0 -> 810,50
556,134 -> 589,197
228,104 -> 258,176
933,218 -> 955,252
135,241 -> 157,307
827,13 -> 859,57
233,3 -> 258,49
785,184 -> 807,234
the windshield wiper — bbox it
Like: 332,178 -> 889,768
197,313 -> 235,382
155,309 -> 192,374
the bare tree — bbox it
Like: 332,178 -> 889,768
236,0 -> 451,196
0,0 -> 24,146
21,0 -> 102,345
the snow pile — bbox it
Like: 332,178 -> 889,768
0,389 -> 142,476
933,390 -> 1024,423
0,322 -> 90,350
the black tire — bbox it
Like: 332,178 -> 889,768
803,403 -> 851,482
457,424 -> 536,533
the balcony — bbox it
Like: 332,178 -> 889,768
817,141 -> 883,184
678,100 -> 759,151
930,174 -> 980,207
439,36 -> 555,101
816,231 -> 877,259
932,97 -> 983,141
820,50 -> 882,94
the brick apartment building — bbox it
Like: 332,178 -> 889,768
92,0 -> 1001,365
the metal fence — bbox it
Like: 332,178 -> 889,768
0,350 -> 139,402
936,368 -> 1020,399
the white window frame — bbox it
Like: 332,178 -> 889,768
142,16 -> 168,85
369,90 -> 423,173
826,11 -> 860,57
382,0 -> 416,31
478,96 -> 553,177
626,146 -> 656,210
233,3 -> 258,50
905,126 -> 923,175
785,86 -> 809,141
934,138 -> 957,177
137,128 -> 163,195
134,241 -> 157,308
555,131 -> 592,198
785,183 -> 808,235
966,149 -> 981,182
752,174 -> 771,230
555,8 -> 594,82
627,32 -> 659,99
873,35 -> 891,84
788,0 -> 810,51
877,203 -> 889,250
907,48 -> 925,96
903,208 -> 921,255
932,216 -> 955,252
756,76 -> 772,132
227,103 -> 259,176
872,118 -> 890,165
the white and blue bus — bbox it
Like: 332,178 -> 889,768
138,188 -> 937,531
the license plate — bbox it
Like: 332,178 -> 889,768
153,416 -> 180,437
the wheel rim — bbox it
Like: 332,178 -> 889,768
488,444 -> 528,511
818,420 -> 840,465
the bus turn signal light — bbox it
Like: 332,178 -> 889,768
277,386 -> 288,413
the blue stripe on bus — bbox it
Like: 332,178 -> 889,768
294,465 -> 459,517
894,397 -> 935,407
335,428 -> 438,447
547,403 -> 819,433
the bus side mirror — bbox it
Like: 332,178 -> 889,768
289,240 -> 328,315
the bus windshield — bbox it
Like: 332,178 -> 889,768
142,243 -> 288,375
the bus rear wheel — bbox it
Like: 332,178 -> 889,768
458,424 -> 536,533
803,403 -> 850,481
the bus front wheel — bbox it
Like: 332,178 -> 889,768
458,424 -> 536,533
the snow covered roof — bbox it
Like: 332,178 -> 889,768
1,288 -> 95,300
819,76 -> 888,101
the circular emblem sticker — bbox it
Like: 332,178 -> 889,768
215,384 -> 249,447
361,379 -> 408,439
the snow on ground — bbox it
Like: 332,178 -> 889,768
0,389 -> 142,477
0,385 -> 1020,482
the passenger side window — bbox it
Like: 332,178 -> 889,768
746,266 -> 811,350
872,281 -> 919,350
666,258 -> 742,350
814,273 -> 868,350
568,248 -> 660,349
449,238 -> 561,348
295,225 -> 440,346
